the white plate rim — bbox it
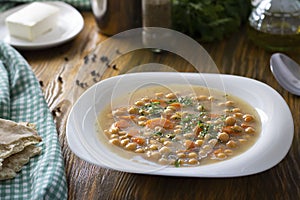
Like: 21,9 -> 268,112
66,72 -> 294,177
0,1 -> 84,50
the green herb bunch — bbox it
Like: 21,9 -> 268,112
172,0 -> 252,42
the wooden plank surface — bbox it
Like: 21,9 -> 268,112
20,12 -> 299,200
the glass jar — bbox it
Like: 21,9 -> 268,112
91,0 -> 142,36
248,0 -> 300,51
142,0 -> 172,51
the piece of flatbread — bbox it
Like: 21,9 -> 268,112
0,118 -> 42,163
0,145 -> 42,180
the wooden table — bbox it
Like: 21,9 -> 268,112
20,12 -> 299,200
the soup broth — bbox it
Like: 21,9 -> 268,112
97,84 -> 261,167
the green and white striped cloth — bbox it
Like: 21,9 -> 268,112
0,42 -> 67,199
0,0 -> 91,12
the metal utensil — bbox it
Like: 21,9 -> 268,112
270,53 -> 300,95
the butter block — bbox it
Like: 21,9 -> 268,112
5,2 -> 59,41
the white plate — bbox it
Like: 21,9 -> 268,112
66,72 -> 294,177
0,1 -> 84,50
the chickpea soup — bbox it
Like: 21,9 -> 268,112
97,84 -> 261,167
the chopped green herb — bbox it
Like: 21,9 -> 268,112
167,99 -> 178,104
154,131 -> 163,136
179,96 -> 194,106
166,134 -> 175,139
174,159 -> 180,167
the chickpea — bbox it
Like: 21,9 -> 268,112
202,145 -> 211,151
167,105 -> 177,111
138,121 -> 146,126
208,96 -> 215,101
164,108 -> 174,115
159,137 -> 167,143
197,105 -> 205,111
149,139 -> 158,144
120,138 -> 130,146
199,150 -> 207,157
118,131 -> 127,135
125,142 -> 137,151
174,129 -> 182,134
218,102 -> 226,107
128,106 -> 139,114
217,132 -> 229,142
224,149 -> 233,155
154,126 -> 166,133
245,127 -> 255,134
163,141 -> 172,146
183,132 -> 194,139
239,139 -> 247,144
213,119 -> 223,125
109,138 -> 120,146
147,151 -> 161,160
149,144 -> 159,150
119,134 -> 129,140
110,134 -> 119,139
184,140 -> 195,149
159,158 -> 170,165
109,127 -> 119,134
204,134 -> 211,140
243,134 -> 251,140
135,100 -> 145,106
188,152 -> 198,158
223,109 -> 231,113
138,116 -> 148,121
208,139 -> 218,146
196,95 -> 208,101
233,125 -> 243,132
232,108 -> 241,113
177,152 -> 186,158
159,146 -> 171,155
195,139 -> 203,146
135,148 -> 145,153
139,109 -> 149,115
141,97 -> 150,102
112,109 -> 126,116
142,132 -> 151,137
188,158 -> 199,165
233,112 -> 243,118
225,101 -> 234,107
214,148 -> 222,155
225,116 -> 236,126
175,125 -> 183,129
165,93 -> 176,99
243,114 -> 254,122
174,135 -> 183,141
170,114 -> 181,120
104,129 -> 110,136
226,140 -> 237,148
216,153 -> 227,159
155,92 -> 164,98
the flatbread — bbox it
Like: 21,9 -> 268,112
0,145 -> 42,180
0,118 -> 42,162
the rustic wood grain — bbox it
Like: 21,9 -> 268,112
20,12 -> 299,200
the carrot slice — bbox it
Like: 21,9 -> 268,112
145,118 -> 174,129
132,137 -> 145,145
169,102 -> 182,109
119,115 -> 135,120
114,120 -> 130,129
150,99 -> 167,108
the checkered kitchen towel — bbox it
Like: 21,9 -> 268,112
0,42 -> 67,199
0,0 -> 91,12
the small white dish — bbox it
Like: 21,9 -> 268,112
0,1 -> 84,50
66,72 -> 294,177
